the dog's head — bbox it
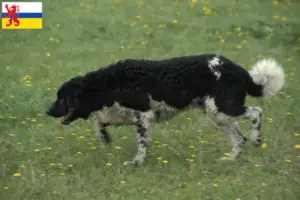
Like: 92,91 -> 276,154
46,76 -> 96,125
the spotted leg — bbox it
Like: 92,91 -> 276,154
93,121 -> 111,145
243,107 -> 263,147
218,122 -> 248,160
124,111 -> 154,166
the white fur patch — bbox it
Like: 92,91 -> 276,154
204,96 -> 236,124
90,102 -> 138,125
208,56 -> 222,80
148,96 -> 179,122
249,58 -> 285,96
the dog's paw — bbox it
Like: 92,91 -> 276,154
219,156 -> 235,161
123,159 -> 143,166
253,139 -> 262,147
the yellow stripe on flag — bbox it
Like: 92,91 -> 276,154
2,18 -> 42,29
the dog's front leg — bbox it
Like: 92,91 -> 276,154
124,111 -> 154,166
93,121 -> 111,145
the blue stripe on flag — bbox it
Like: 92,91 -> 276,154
2,13 -> 42,18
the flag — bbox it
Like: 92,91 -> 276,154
2,2 -> 42,29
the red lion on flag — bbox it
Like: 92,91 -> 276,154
4,4 -> 20,27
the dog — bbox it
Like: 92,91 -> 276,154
46,54 -> 285,165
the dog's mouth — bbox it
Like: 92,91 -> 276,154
61,109 -> 74,125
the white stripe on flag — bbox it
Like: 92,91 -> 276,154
2,2 -> 42,13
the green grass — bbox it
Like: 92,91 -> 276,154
1,0 -> 300,199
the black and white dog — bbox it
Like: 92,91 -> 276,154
46,54 -> 285,165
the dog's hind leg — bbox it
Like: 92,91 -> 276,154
243,107 -> 262,147
124,111 -> 154,166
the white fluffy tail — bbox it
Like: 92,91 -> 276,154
249,58 -> 285,96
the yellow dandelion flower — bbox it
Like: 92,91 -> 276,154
161,143 -> 168,147
9,134 -> 15,137
60,173 -> 65,176
235,27 -> 241,32
189,145 -> 195,149
224,153 -> 230,156
47,147 -> 52,150
156,157 -> 162,160
285,112 -> 292,115
20,165 -> 25,168
262,143 -> 268,148
17,142 -> 22,145
49,37 -> 54,41
91,146 -> 97,150
10,95 -> 15,98
129,21 -> 136,27
46,52 -> 51,57
273,0 -> 279,6
34,149 -> 40,152
68,164 -> 73,167
172,20 -> 178,24
115,146 -> 121,150
162,160 -> 168,164
236,198 -> 241,200
236,45 -> 242,49
136,15 -> 142,19
191,154 -> 196,158
255,164 -> 260,167
105,162 -> 112,166
203,7 -> 212,16
4,186 -> 9,190
220,39 -> 225,44
144,24 -> 148,28
294,144 -> 300,149
76,152 -> 82,155
13,173 -> 21,177
79,136 -> 85,139
56,24 -> 60,27
40,173 -> 46,177
189,0 -> 197,8
285,159 -> 292,163
294,133 -> 299,136
273,15 -> 280,20
120,180 -> 127,184
31,119 -> 36,122
212,184 -> 218,187
49,162 -> 56,166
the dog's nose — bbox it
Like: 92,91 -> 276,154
45,103 -> 53,115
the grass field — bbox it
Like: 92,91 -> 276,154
1,0 -> 300,199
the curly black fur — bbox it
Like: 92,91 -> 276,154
46,54 -> 284,164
